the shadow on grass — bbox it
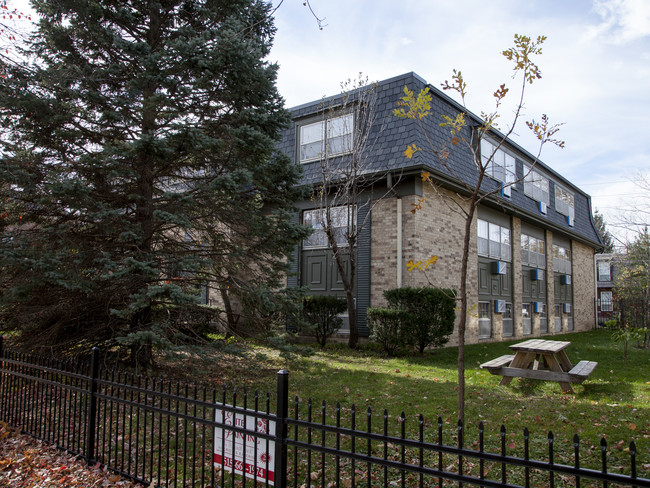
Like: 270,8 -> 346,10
508,377 -> 546,396
578,380 -> 636,400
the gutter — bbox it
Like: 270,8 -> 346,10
407,161 -> 602,250
387,172 -> 403,288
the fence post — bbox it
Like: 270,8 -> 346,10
86,347 -> 100,463
0,336 -> 3,395
274,370 -> 289,488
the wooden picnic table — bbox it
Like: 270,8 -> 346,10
480,339 -> 597,393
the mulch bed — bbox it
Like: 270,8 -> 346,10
0,421 -> 141,487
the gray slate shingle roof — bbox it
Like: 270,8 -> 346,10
278,72 -> 602,248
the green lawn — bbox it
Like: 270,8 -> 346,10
183,328 -> 649,478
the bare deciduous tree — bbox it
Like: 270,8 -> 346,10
610,171 -> 650,245
395,35 -> 564,422
309,75 -> 397,348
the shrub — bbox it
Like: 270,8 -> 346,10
367,307 -> 409,356
606,319 -> 649,359
240,286 -> 306,336
300,295 -> 347,347
384,287 -> 456,353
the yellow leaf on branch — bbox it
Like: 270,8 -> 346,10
406,260 -> 423,271
424,255 -> 439,270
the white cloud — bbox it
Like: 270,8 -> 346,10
588,0 -> 650,43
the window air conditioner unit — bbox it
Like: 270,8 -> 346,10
567,215 -> 574,227
534,301 -> 544,313
563,303 -> 571,314
490,261 -> 507,275
561,274 -> 572,285
539,201 -> 547,214
530,268 -> 544,281
502,184 -> 511,198
494,299 -> 506,313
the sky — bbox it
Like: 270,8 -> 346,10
269,0 -> 650,246
5,0 -> 650,246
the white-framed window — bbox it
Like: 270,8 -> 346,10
478,301 -> 492,339
299,113 -> 353,163
481,139 -> 516,184
552,244 -> 571,274
503,302 -> 513,337
566,302 -> 574,330
478,219 -> 511,261
521,233 -> 546,268
601,291 -> 613,312
553,303 -> 562,332
555,184 -> 575,218
523,165 -> 550,205
522,302 -> 532,335
598,261 -> 611,281
302,206 -> 355,249
539,302 -> 548,333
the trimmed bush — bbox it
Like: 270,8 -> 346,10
384,287 -> 456,353
301,295 -> 347,347
240,286 -> 306,336
367,307 -> 409,356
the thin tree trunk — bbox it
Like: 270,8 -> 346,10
220,285 -> 238,337
347,249 -> 358,348
346,288 -> 358,348
329,234 -> 358,349
457,197 -> 478,424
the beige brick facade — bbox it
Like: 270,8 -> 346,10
371,184 -> 477,346
545,229 -> 556,335
286,72 -> 602,346
511,217 -> 523,338
369,183 -> 597,346
572,240 -> 597,331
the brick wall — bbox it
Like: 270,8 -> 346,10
369,182 -> 597,346
511,217 -> 523,338
371,184 -> 475,346
572,240 -> 596,331
369,197 -> 399,307
545,229 -> 556,335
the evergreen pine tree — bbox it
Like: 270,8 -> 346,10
594,209 -> 615,253
0,0 -> 307,364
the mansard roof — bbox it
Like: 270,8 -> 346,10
278,72 -> 602,249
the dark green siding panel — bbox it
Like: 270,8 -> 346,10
286,213 -> 300,288
356,203 -> 371,337
303,253 -> 328,291
478,262 -> 490,296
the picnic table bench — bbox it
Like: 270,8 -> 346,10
480,339 -> 597,393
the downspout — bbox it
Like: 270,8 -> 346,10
388,173 -> 403,288
594,252 -> 598,329
397,198 -> 403,288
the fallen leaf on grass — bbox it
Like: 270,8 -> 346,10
0,422 -> 139,488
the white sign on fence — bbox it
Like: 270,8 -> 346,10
213,407 -> 275,485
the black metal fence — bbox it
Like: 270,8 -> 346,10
0,338 -> 648,488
